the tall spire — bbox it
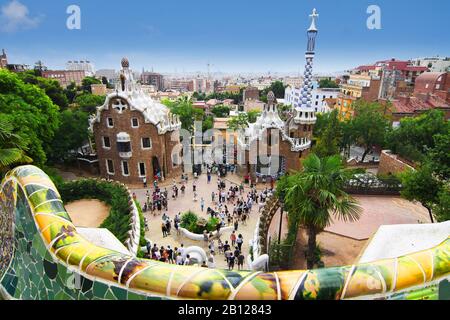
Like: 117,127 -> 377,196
294,8 -> 319,124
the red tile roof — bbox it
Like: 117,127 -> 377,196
392,94 -> 449,114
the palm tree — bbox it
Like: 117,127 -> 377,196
280,154 -> 361,269
0,118 -> 32,172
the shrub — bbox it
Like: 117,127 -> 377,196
58,179 -> 144,247
180,211 -> 219,234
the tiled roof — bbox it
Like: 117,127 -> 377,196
392,94 -> 449,114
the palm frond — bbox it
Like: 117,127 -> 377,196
0,148 -> 33,168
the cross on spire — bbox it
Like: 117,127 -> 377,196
308,8 -> 319,31
112,100 -> 127,114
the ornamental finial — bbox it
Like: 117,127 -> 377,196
308,8 -> 319,32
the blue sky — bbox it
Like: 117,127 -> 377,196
1,0 -> 449,74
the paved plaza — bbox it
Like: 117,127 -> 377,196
326,195 -> 430,240
131,172 -> 266,269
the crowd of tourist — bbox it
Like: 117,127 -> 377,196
138,164 -> 275,270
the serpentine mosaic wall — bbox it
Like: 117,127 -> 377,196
0,166 -> 449,300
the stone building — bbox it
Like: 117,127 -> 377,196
243,86 -> 260,101
237,92 -> 312,180
89,58 -> 182,184
0,49 -> 7,69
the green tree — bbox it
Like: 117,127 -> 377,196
399,164 -> 442,223
210,105 -> 230,118
350,101 -> 390,162
81,76 -> 102,93
387,110 -> 448,163
202,115 -> 214,133
247,109 -> 261,123
428,133 -> 450,180
162,97 -> 204,132
47,109 -> 90,163
434,188 -> 450,222
74,93 -> 106,113
277,103 -> 292,121
227,113 -> 250,131
318,79 -> 339,88
64,82 -> 78,104
18,71 -> 69,110
262,81 -> 286,98
279,154 -> 361,268
0,69 -> 60,166
313,109 -> 342,157
0,117 -> 32,172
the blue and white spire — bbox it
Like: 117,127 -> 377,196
294,8 -> 319,124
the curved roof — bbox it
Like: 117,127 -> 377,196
415,72 -> 446,83
89,59 -> 181,135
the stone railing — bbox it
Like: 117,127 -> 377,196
250,195 -> 281,262
123,188 -> 141,255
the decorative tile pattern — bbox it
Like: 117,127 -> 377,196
0,165 -> 449,300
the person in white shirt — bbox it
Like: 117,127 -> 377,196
184,254 -> 191,265
178,244 -> 185,256
207,253 -> 216,268
176,253 -> 183,265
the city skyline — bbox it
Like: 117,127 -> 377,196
1,0 -> 449,74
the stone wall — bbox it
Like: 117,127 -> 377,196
93,98 -> 182,184
378,150 -> 415,175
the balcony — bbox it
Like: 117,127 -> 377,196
119,151 -> 132,159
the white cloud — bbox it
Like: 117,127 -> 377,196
0,0 -> 42,33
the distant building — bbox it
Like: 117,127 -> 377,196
224,85 -> 241,94
285,82 -> 340,113
354,59 -> 428,100
333,94 -> 357,120
244,99 -> 265,112
411,57 -> 450,73
340,74 -> 381,101
89,58 -> 182,184
6,64 -> 29,73
191,77 -> 209,93
0,49 -> 7,69
385,94 -> 450,126
91,84 -> 107,96
283,77 -> 303,88
96,69 -> 117,83
414,72 -> 450,103
141,72 -> 164,91
243,86 -> 259,101
41,70 -> 87,87
66,60 -> 95,76
166,79 -> 191,92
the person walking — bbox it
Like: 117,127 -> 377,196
230,231 -> 237,247
236,234 -> 244,252
237,253 -> 245,270
176,252 -> 183,265
234,219 -> 239,231
166,245 -> 174,264
207,252 -> 216,268
161,222 -> 167,238
200,197 -> 205,212
143,176 -> 147,188
228,253 -> 235,270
